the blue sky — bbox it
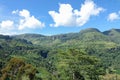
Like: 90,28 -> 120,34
0,0 -> 120,35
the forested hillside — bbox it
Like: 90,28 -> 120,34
1,28 -> 120,80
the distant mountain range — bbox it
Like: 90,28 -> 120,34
13,28 -> 120,46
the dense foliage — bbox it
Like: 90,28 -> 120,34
0,28 -> 120,80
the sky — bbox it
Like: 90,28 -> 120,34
0,0 -> 120,35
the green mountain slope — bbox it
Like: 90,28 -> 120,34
78,28 -> 110,41
103,29 -> 120,43
1,28 -> 120,79
0,35 -> 49,66
13,28 -> 120,68
14,28 -> 112,46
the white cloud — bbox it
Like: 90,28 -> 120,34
19,9 -> 30,18
14,9 -> 45,30
19,16 -> 45,30
49,0 -> 104,27
12,10 -> 19,14
108,12 -> 120,21
0,9 -> 45,35
0,20 -> 16,35
0,31 -> 17,35
0,20 -> 14,30
49,4 -> 76,27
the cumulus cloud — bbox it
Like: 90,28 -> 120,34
0,9 -> 45,35
13,9 -> 45,30
0,20 -> 16,35
19,9 -> 30,18
49,4 -> 76,27
108,12 -> 120,21
49,0 -> 104,27
0,20 -> 14,30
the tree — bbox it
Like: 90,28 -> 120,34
51,49 -> 105,80
0,57 -> 37,80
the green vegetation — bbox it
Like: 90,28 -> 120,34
0,28 -> 120,80
0,58 -> 37,80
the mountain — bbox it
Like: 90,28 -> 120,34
103,29 -> 120,43
14,28 -> 117,49
0,34 -> 48,62
80,28 -> 101,33
14,28 -> 111,45
13,28 -> 120,68
1,28 -> 120,79
103,29 -> 120,35
78,28 -> 110,41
